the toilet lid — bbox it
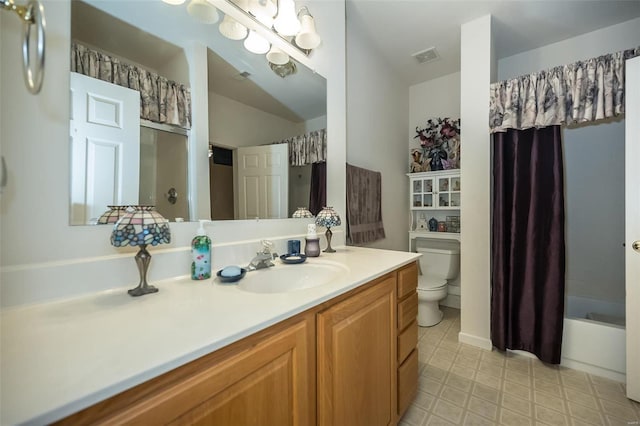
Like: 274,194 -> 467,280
418,276 -> 447,290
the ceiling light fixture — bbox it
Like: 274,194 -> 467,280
295,6 -> 320,49
219,14 -> 248,40
266,45 -> 289,65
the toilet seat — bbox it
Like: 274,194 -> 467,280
418,276 -> 447,290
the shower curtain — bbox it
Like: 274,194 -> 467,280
491,125 -> 566,364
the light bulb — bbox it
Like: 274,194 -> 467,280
187,0 -> 220,24
244,30 -> 270,54
219,14 -> 248,40
273,0 -> 300,36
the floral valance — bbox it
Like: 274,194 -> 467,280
411,117 -> 460,172
71,42 -> 192,129
275,128 -> 327,166
489,46 -> 640,133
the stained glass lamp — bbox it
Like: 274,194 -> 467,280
111,206 -> 171,297
292,207 -> 314,218
97,205 -> 129,224
315,206 -> 341,253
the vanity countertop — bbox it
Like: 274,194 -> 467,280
0,246 -> 420,425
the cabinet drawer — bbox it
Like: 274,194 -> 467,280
398,320 -> 418,364
397,292 -> 418,331
397,349 -> 418,417
397,262 -> 418,300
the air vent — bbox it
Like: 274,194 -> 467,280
412,47 -> 439,64
233,71 -> 251,81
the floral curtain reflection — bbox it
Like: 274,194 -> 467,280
71,42 -> 192,129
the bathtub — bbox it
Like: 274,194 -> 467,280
562,295 -> 626,382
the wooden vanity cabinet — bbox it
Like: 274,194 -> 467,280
56,313 -> 316,426
57,263 -> 419,426
317,273 -> 397,426
396,262 -> 419,419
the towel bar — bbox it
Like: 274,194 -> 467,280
1,0 -> 46,94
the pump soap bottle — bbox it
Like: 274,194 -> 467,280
305,223 -> 321,257
191,220 -> 211,280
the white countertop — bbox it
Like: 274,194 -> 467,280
0,246 -> 419,425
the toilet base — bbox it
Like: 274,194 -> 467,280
417,300 -> 444,327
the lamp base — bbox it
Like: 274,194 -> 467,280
323,227 -> 336,253
128,244 -> 159,297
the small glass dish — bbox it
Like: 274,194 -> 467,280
280,254 -> 307,264
216,267 -> 247,283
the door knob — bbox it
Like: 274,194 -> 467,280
633,241 -> 640,252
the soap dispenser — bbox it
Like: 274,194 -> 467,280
305,224 -> 321,257
191,220 -> 211,280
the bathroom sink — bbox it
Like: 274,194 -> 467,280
237,261 -> 348,294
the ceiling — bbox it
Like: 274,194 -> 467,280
346,0 -> 640,86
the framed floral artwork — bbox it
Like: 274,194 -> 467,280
410,117 -> 461,172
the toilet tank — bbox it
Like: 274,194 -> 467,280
417,241 -> 460,279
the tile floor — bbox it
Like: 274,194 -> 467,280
400,307 -> 640,426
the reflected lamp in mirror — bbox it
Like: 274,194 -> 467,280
315,207 -> 341,253
97,205 -> 129,225
111,206 -> 171,297
292,207 -> 313,218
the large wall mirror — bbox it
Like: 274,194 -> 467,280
69,0 -> 327,225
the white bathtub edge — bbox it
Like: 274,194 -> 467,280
561,358 -> 626,383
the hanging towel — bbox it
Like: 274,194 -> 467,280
346,163 -> 386,245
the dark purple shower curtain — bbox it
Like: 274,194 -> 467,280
491,126 -> 566,364
309,162 -> 326,216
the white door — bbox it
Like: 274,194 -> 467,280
625,55 -> 640,402
70,72 -> 140,225
234,144 -> 288,220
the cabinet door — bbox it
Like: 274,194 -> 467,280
60,317 -> 315,426
317,276 -> 396,426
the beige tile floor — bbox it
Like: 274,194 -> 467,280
400,307 -> 640,426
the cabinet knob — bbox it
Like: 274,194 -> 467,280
633,241 -> 640,252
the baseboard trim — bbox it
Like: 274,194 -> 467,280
458,332 -> 493,350
561,357 -> 626,383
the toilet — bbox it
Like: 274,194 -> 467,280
416,241 -> 460,326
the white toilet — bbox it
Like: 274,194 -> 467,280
416,241 -> 460,327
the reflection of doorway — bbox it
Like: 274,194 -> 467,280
139,123 -> 189,222
210,146 -> 234,220
234,144 -> 289,220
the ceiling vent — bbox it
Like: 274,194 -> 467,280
412,47 -> 439,64
233,71 -> 251,81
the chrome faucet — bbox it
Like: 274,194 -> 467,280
247,240 -> 278,271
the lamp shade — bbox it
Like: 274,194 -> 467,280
111,206 -> 171,247
97,205 -> 129,225
315,206 -> 341,228
273,0 -> 300,36
219,14 -> 248,40
244,30 -> 270,54
187,0 -> 220,24
292,207 -> 313,218
295,12 -> 321,49
266,46 -> 289,65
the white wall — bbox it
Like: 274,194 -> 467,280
209,92 -> 304,147
459,15 -> 494,350
408,72 -> 461,153
0,0 -> 346,307
346,18 -> 409,252
498,18 -> 640,307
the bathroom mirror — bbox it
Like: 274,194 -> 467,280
68,0 -> 327,225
